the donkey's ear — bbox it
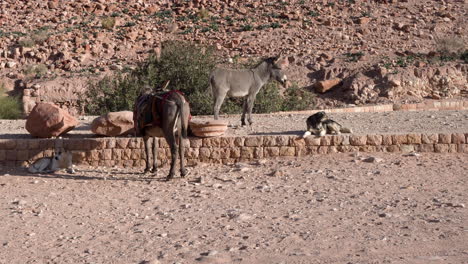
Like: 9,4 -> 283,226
274,56 -> 289,69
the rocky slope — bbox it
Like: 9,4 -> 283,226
0,0 -> 467,114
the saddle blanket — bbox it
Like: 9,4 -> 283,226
133,90 -> 188,136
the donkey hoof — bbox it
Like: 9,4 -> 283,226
180,168 -> 189,177
144,168 -> 153,174
166,174 -> 174,181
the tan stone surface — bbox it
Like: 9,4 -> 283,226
90,111 -> 134,137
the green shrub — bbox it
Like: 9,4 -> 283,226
241,24 -> 254,31
18,38 -> 35,48
461,50 -> 468,64
254,83 -> 315,113
23,64 -> 48,78
198,9 -> 210,20
281,83 -> 315,111
344,51 -> 365,62
135,41 -> 217,115
81,41 -> 217,115
80,73 -> 140,115
31,29 -> 49,44
18,30 -> 50,47
0,97 -> 22,119
101,17 -> 116,30
253,83 -> 284,113
123,21 -> 136,27
80,41 -> 315,116
0,85 -> 22,119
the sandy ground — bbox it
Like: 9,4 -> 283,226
0,152 -> 467,264
1,109 -> 468,139
1,109 -> 467,263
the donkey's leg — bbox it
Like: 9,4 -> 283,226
178,131 -> 188,177
246,95 -> 256,125
241,99 -> 248,126
152,137 -> 158,175
165,133 -> 178,180
213,90 -> 227,120
144,136 -> 152,173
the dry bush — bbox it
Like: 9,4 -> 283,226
101,17 -> 116,30
435,35 -> 466,59
23,64 -> 48,78
18,37 -> 35,48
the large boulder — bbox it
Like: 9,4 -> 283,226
26,102 -> 78,138
91,111 -> 134,137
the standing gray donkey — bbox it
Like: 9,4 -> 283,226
210,56 -> 288,126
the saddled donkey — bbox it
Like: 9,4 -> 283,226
133,87 -> 190,180
210,56 -> 288,126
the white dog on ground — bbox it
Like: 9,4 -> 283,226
28,149 -> 75,174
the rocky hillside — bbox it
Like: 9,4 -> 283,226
0,0 -> 467,114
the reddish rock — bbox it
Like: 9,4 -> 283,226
314,79 -> 342,93
358,17 -> 370,25
91,111 -> 134,137
26,102 -> 78,138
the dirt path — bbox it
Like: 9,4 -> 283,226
1,109 -> 468,139
1,152 -> 467,264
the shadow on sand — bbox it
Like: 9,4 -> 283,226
251,130 -> 304,136
2,168 -> 173,183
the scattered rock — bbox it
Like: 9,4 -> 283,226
269,169 -> 284,177
363,156 -> 384,163
314,79 -> 342,93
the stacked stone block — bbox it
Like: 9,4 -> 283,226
0,132 -> 467,168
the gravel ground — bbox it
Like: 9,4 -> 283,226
0,152 -> 467,263
1,108 -> 467,263
1,109 -> 468,139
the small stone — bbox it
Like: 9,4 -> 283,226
212,183 -> 223,189
6,61 -> 16,68
238,213 -> 253,221
207,250 -> 218,256
269,170 -> 284,177
139,260 -> 160,264
363,157 -> 383,163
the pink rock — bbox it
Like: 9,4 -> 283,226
91,111 -> 134,137
26,102 -> 78,138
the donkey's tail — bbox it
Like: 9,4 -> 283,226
175,94 -> 189,139
207,73 -> 214,96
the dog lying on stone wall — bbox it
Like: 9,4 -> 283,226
302,111 -> 352,138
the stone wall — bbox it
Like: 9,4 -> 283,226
1,132 -> 467,168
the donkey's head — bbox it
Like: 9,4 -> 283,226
266,56 -> 288,87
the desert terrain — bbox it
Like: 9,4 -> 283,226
1,0 -> 467,263
0,0 -> 466,112
1,108 -> 468,263
0,152 -> 467,264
